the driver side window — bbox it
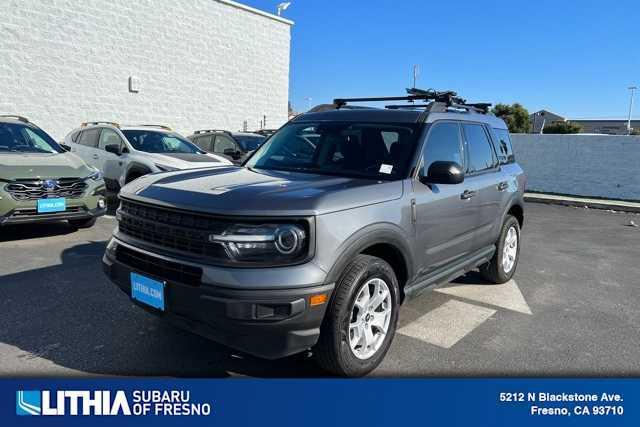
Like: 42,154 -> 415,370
419,122 -> 463,177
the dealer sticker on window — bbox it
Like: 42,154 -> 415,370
379,164 -> 393,174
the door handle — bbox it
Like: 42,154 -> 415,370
92,154 -> 99,159
497,181 -> 509,192
460,190 -> 476,200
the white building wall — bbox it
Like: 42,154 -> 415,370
0,0 -> 292,139
511,134 -> 640,201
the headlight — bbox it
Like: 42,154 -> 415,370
86,170 -> 103,181
155,163 -> 179,172
210,223 -> 309,264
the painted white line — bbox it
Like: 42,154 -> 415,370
398,300 -> 496,349
435,279 -> 532,315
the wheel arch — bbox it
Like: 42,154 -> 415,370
125,162 -> 152,183
325,223 -> 414,304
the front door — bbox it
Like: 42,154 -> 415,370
98,128 -> 126,182
412,121 -> 477,277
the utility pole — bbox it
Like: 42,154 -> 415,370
627,86 -> 637,135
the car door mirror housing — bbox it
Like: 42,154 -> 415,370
421,161 -> 465,185
59,143 -> 71,152
104,144 -> 121,156
223,148 -> 236,156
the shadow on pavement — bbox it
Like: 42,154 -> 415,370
0,239 -> 327,378
0,221 -> 78,243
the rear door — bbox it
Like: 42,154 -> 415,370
98,128 -> 126,181
460,122 -> 504,251
412,121 -> 477,276
75,128 -> 102,168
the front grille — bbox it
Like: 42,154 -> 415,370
115,244 -> 202,286
5,178 -> 88,201
118,200 -> 229,260
10,206 -> 85,218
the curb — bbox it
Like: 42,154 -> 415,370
524,193 -> 640,214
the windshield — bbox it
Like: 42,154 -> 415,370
235,135 -> 265,151
245,122 -> 419,180
0,123 -> 63,154
122,130 -> 203,154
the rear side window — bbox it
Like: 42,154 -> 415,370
71,130 -> 81,142
420,122 -> 463,176
195,135 -> 213,151
462,123 -> 496,173
492,128 -> 515,164
78,128 -> 100,148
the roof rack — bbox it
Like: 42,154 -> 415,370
0,115 -> 30,123
137,124 -> 172,131
81,121 -> 120,128
194,129 -> 231,135
252,129 -> 277,136
334,88 -> 491,114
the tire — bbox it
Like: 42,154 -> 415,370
480,215 -> 521,284
68,217 -> 97,229
314,254 -> 399,377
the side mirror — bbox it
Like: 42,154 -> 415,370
420,161 -> 465,185
223,148 -> 236,156
105,144 -> 121,156
59,143 -> 71,152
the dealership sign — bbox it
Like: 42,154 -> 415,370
16,389 -> 211,416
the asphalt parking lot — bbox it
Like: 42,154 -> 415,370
1,202 -> 639,377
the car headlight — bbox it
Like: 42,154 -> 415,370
155,163 -> 180,172
210,223 -> 310,264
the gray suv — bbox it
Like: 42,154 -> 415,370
103,90 -> 525,376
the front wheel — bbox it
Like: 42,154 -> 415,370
480,215 -> 521,284
314,254 -> 399,377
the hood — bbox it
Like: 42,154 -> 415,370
148,152 -> 231,169
0,152 -> 94,180
121,166 -> 404,216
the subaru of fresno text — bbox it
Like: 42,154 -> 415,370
103,90 -> 526,376
0,116 -> 106,228
188,129 -> 266,165
64,123 -> 231,191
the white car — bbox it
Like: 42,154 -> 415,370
64,122 -> 232,190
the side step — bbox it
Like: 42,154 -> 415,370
404,245 -> 495,300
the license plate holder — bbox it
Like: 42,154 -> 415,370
37,198 -> 66,213
130,272 -> 165,311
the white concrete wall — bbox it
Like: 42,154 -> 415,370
511,134 -> 640,201
0,0 -> 292,139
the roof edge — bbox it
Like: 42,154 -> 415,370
215,0 -> 294,25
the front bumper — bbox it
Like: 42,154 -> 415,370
103,239 -> 334,359
0,180 -> 107,225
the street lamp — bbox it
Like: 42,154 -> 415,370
627,86 -> 637,135
277,2 -> 291,16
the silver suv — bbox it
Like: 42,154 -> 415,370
64,123 -> 231,190
103,90 -> 526,376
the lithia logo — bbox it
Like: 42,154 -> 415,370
16,389 -> 212,416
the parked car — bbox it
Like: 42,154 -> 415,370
0,115 -> 106,228
64,123 -> 232,191
103,90 -> 525,376
187,129 -> 266,164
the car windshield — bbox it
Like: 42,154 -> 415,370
122,130 -> 203,154
0,123 -> 64,154
245,122 -> 419,180
235,135 -> 265,151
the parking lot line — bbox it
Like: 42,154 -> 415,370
435,280 -> 532,315
398,300 -> 496,349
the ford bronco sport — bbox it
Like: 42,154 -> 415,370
103,89 -> 525,376
0,115 -> 106,228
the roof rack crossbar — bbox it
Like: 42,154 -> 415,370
194,129 -> 230,135
137,124 -> 172,131
81,121 -> 120,128
334,88 -> 491,114
0,115 -> 30,123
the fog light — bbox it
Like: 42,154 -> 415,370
97,198 -> 106,209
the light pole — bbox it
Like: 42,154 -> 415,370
277,2 -> 291,16
627,86 -> 637,135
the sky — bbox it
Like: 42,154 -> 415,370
241,0 -> 639,119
